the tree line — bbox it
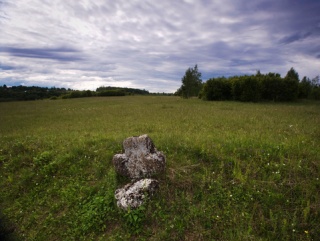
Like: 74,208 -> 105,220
0,85 -> 70,101
175,65 -> 320,101
0,85 -> 150,102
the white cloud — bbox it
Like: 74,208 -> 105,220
0,0 -> 319,92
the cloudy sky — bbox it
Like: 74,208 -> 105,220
1,0 -> 320,93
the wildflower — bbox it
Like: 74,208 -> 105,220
304,230 -> 309,234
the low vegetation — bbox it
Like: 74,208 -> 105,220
0,96 -> 319,240
0,86 -> 149,102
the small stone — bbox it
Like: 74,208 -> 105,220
115,178 -> 159,210
112,134 -> 166,179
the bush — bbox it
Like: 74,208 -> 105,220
201,78 -> 232,101
299,77 -> 312,99
61,90 -> 95,99
202,70 -> 306,103
310,86 -> 320,100
279,78 -> 299,101
97,90 -> 126,97
231,76 -> 261,102
260,75 -> 282,101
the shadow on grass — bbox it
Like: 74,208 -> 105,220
0,212 -> 21,241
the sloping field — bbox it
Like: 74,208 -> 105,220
0,96 -> 319,240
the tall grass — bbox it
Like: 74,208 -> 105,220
0,96 -> 319,240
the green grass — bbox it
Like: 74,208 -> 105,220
0,96 -> 319,240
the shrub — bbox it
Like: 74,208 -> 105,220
298,77 -> 312,99
202,70 -> 305,102
279,78 -> 299,101
231,76 -> 261,102
201,78 -> 232,101
260,75 -> 283,101
310,86 -> 320,100
97,90 -> 126,96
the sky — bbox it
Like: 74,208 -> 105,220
0,0 -> 320,93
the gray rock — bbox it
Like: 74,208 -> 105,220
115,178 -> 159,210
112,134 -> 166,179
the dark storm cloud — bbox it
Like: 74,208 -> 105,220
0,46 -> 83,61
231,0 -> 320,42
279,32 -> 313,44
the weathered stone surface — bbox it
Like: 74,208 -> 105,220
112,134 -> 166,179
115,178 -> 159,210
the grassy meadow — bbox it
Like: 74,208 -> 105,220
0,96 -> 319,240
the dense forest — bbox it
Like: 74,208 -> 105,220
200,70 -> 320,102
0,85 -> 70,101
0,85 -> 149,102
175,66 -> 320,101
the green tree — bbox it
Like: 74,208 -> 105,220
311,75 -> 319,87
201,77 -> 231,101
260,73 -> 282,101
298,76 -> 312,98
231,76 -> 261,102
285,67 -> 299,82
310,75 -> 320,100
178,65 -> 202,98
283,67 -> 299,101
